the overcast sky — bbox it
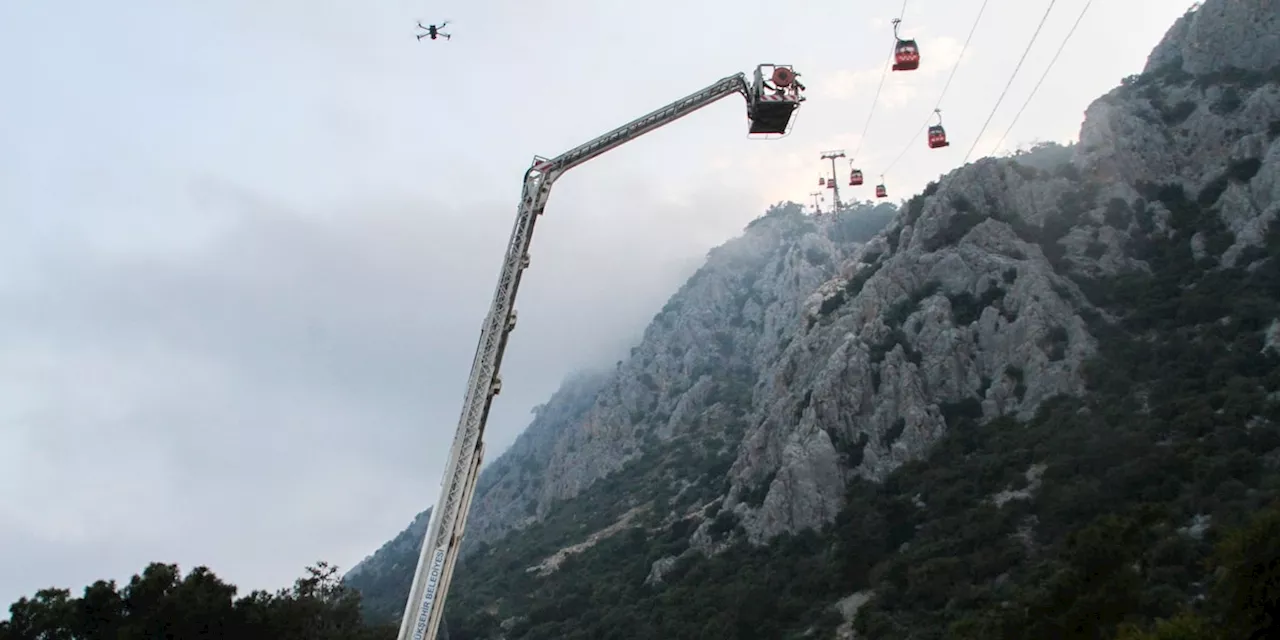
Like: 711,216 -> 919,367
0,0 -> 1194,608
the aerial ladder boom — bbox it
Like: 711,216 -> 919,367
397,64 -> 805,640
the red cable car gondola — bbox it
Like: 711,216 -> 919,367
927,108 -> 950,148
827,176 -> 837,189
875,177 -> 887,199
849,167 -> 864,186
818,176 -> 825,186
891,19 -> 919,72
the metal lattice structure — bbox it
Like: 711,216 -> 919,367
819,149 -> 846,210
397,64 -> 806,640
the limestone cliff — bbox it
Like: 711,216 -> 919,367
348,0 -> 1280,633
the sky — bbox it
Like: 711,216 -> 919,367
0,0 -> 1196,609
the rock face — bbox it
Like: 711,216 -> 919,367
345,202 -> 896,588
348,0 -> 1280,627
1144,0 -> 1280,77
344,370 -> 607,582
454,370 -> 610,545
720,163 -> 1101,544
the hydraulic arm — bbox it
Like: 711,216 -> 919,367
397,64 -> 805,640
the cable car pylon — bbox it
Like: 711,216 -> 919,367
809,190 -> 823,215
820,150 -> 846,210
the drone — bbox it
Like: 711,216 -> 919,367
415,21 -> 451,41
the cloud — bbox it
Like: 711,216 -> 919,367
926,36 -> 967,76
810,33 -> 965,112
0,166 -> 764,604
814,66 -> 890,102
0,192 -> 492,597
0,0 -> 1198,611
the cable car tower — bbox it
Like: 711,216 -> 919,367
397,64 -> 807,640
819,149 -> 846,211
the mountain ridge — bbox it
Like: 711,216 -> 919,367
347,1 -> 1280,636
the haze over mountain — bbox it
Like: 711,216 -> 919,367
346,0 -> 1280,636
4,0 -> 1275,638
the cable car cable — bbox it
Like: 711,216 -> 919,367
849,0 -> 910,165
962,0 -> 1058,164
881,0 -> 992,175
988,0 -> 1093,155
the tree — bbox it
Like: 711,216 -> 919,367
1113,501 -> 1280,640
1208,501 -> 1280,639
0,561 -> 396,640
1116,612 -> 1220,640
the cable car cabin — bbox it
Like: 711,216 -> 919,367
748,65 -> 806,136
849,169 -> 864,186
892,40 -> 920,71
818,176 -> 826,186
827,178 -> 837,189
875,184 -> 888,198
927,124 -> 949,148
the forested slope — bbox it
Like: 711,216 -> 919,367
344,1 -> 1280,636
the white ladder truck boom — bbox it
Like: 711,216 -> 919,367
397,64 -> 807,640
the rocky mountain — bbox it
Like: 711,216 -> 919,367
344,198 -> 899,620
347,1 -> 1280,637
